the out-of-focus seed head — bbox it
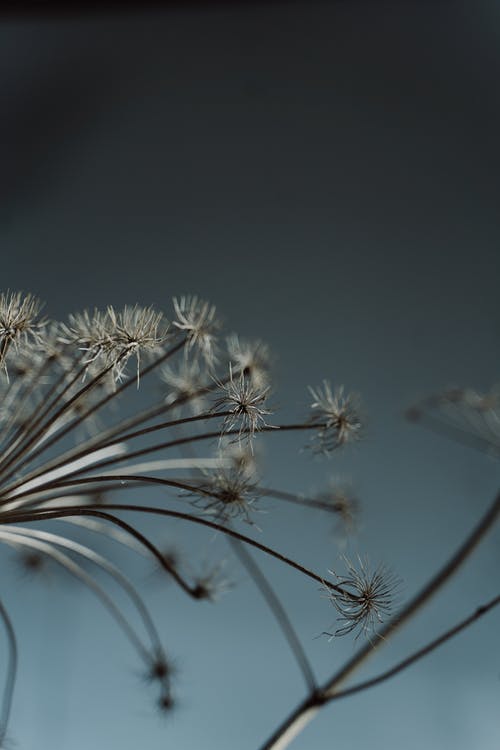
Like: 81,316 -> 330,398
0,291 -> 46,376
407,385 -> 500,456
172,295 -> 220,364
315,479 -> 359,537
221,439 -> 260,480
308,381 -> 362,454
226,334 -> 271,388
192,560 -> 232,601
145,648 -> 174,684
160,359 -> 208,413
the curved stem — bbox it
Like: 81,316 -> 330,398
0,597 -> 17,746
2,496 -> 350,597
228,536 -> 317,693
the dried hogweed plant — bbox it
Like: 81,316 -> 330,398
0,290 -> 498,749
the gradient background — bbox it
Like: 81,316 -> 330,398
1,2 -> 499,748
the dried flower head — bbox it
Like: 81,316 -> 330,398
191,560 -> 233,601
105,305 -> 168,383
58,308 -> 111,362
0,292 -> 45,375
309,381 -> 362,454
189,467 -> 261,524
221,439 -> 260,479
59,305 -> 168,384
408,385 -> 500,456
145,648 -> 175,684
213,365 -> 273,445
172,295 -> 219,363
226,334 -> 271,387
324,556 -> 399,639
160,358 -> 208,413
315,479 -> 359,536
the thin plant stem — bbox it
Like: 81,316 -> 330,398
228,536 -> 317,693
0,598 -> 17,747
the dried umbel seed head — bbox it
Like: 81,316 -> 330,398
145,649 -> 175,684
315,479 -> 359,536
407,384 -> 500,456
59,305 -> 168,384
226,334 -> 271,388
0,291 -> 45,374
213,365 -> 273,445
324,557 -> 399,640
160,359 -> 208,413
58,308 -> 111,361
308,381 -> 362,454
191,561 -> 232,602
221,440 -> 260,479
172,295 -> 220,364
189,467 -> 261,524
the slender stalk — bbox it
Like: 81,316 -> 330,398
228,536 -> 317,693
0,598 -> 17,746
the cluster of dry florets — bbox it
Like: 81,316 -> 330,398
0,290 -> 395,745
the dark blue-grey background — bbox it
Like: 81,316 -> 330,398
1,2 -> 499,748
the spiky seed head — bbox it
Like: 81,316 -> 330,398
189,466 -> 260,524
59,307 -> 108,351
308,381 -> 362,454
0,291 -> 45,375
324,556 -> 399,640
213,365 -> 273,445
59,305 -> 168,383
